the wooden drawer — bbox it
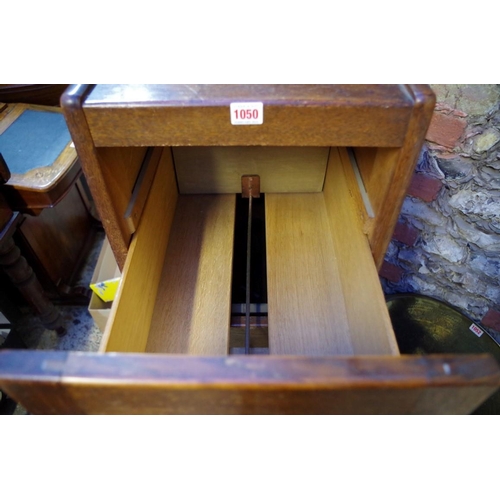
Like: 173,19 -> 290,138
1,84 -> 499,414
102,145 -> 398,358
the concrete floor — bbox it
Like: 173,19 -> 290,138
0,231 -> 106,414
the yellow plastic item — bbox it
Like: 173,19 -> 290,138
90,277 -> 121,303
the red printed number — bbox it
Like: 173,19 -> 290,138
234,109 -> 259,120
470,324 -> 483,337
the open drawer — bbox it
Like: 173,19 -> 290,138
0,86 -> 500,414
103,146 -> 399,357
1,146 -> 500,413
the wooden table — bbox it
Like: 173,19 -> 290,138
0,102 -> 97,301
0,175 -> 63,333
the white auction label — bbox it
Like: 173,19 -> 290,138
230,102 -> 264,125
469,323 -> 484,338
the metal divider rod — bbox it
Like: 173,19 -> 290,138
245,194 -> 253,355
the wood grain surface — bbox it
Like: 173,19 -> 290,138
96,146 -> 148,238
124,147 -> 162,233
101,148 -> 178,353
82,84 -> 414,148
266,193 -> 353,355
61,84 -> 434,271
0,103 -> 82,212
1,351 -> 498,414
145,194 -> 235,355
17,178 -> 94,293
61,85 -> 129,269
363,85 -> 436,268
173,146 -> 328,194
324,148 -> 399,355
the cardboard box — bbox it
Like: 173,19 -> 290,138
88,237 -> 121,333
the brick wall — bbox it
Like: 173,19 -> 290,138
380,84 -> 500,342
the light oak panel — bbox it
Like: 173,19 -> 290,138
354,147 -> 401,221
173,146 -> 328,194
361,86 -> 436,268
146,194 -> 235,355
97,146 -> 148,243
323,148 -> 399,355
266,193 -> 353,355
124,147 -> 163,233
101,148 -> 178,353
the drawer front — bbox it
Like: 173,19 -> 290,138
0,351 -> 498,414
82,84 -> 417,148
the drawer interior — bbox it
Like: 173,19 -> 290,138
100,146 -> 399,356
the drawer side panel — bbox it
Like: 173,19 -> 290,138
101,148 -> 178,353
323,148 -> 399,355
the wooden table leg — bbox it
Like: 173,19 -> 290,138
0,214 -> 65,334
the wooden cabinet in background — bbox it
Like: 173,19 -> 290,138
14,175 -> 97,301
0,84 -> 68,106
0,102 -> 98,304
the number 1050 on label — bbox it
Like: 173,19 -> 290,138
230,102 -> 264,125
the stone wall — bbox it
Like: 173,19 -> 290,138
380,84 -> 500,342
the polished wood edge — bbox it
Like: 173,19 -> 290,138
0,103 -> 27,135
0,350 -> 68,381
82,85 -> 415,108
370,85 -> 436,267
0,351 -> 498,388
61,85 -> 128,269
5,147 -> 78,192
59,84 -> 95,110
84,99 -> 414,110
3,163 -> 82,212
404,84 -> 438,106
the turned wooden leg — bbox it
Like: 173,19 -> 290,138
0,217 -> 65,335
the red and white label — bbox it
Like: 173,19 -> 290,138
469,323 -> 484,338
230,102 -> 263,125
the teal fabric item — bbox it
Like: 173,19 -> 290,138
0,110 -> 71,175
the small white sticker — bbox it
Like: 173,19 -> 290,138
469,323 -> 484,338
230,102 -> 263,125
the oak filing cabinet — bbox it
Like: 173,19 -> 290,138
0,84 -> 499,414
